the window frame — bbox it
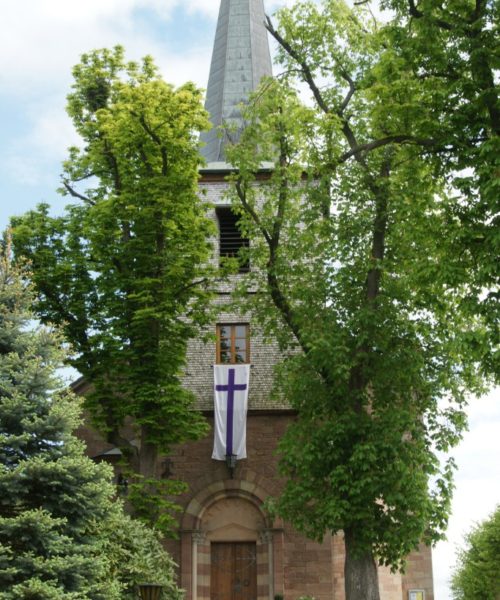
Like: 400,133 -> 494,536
216,323 -> 250,365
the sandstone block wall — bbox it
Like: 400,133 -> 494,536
402,544 -> 434,600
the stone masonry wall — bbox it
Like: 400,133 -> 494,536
402,544 -> 435,600
76,352 -> 435,599
183,297 -> 287,411
159,412 -> 435,600
163,411 -> 347,600
184,177 -> 289,410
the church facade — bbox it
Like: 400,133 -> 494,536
78,1 -> 435,599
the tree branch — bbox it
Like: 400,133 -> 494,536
365,159 -> 390,303
138,143 -> 154,176
263,128 -> 315,358
234,179 -> 272,246
272,110 -> 289,248
266,15 -> 331,115
265,14 -> 368,170
408,0 -> 471,32
468,0 -> 485,23
38,282 -> 90,351
338,135 -> 436,163
235,170 -> 310,356
138,115 -> 168,176
62,181 -> 94,205
71,172 -> 97,183
339,70 -> 356,116
102,139 -> 122,193
173,278 -> 209,297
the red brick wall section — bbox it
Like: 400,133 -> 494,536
282,528 -> 335,600
332,533 -> 346,600
78,411 -> 434,600
169,413 -> 289,529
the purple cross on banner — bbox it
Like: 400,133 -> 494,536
212,364 -> 250,461
215,368 -> 247,455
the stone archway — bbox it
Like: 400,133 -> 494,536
202,495 -> 265,541
180,480 -> 281,600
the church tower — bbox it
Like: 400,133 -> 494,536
76,1 -> 436,598
165,2 -> 436,599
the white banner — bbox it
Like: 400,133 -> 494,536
212,364 -> 250,461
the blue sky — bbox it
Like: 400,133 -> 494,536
0,2 -> 498,599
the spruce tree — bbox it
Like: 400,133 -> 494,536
0,243 -> 181,599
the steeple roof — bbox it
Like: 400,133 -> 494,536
200,0 -> 273,163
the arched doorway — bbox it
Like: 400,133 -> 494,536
204,497 -> 262,600
181,481 -> 279,600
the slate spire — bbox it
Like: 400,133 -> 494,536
200,0 -> 273,163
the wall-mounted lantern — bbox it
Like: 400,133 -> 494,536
137,583 -> 163,600
225,453 -> 237,478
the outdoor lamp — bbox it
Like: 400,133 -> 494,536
225,453 -> 237,478
137,583 -> 163,600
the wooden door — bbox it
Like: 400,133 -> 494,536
210,542 -> 257,600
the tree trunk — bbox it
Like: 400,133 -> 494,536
139,424 -> 158,479
344,529 -> 380,600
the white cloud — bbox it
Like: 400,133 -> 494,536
0,0 -> 222,189
1,39 -> 215,188
0,0 -> 222,97
176,0 -> 222,18
1,94 -> 77,188
0,0 -> 299,100
3,154 -> 50,189
27,101 -> 78,157
0,0 -> 293,174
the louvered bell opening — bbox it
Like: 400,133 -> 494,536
216,207 -> 250,273
137,584 -> 163,600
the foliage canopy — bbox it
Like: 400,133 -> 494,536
451,506 -> 500,600
11,46 -> 214,530
225,0 -> 496,597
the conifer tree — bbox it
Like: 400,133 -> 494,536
0,243 -> 182,599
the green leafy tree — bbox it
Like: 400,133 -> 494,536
0,245 -> 182,599
380,0 -> 499,378
11,46 -> 214,529
451,506 -> 500,599
223,1 -> 492,597
100,512 -> 183,600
